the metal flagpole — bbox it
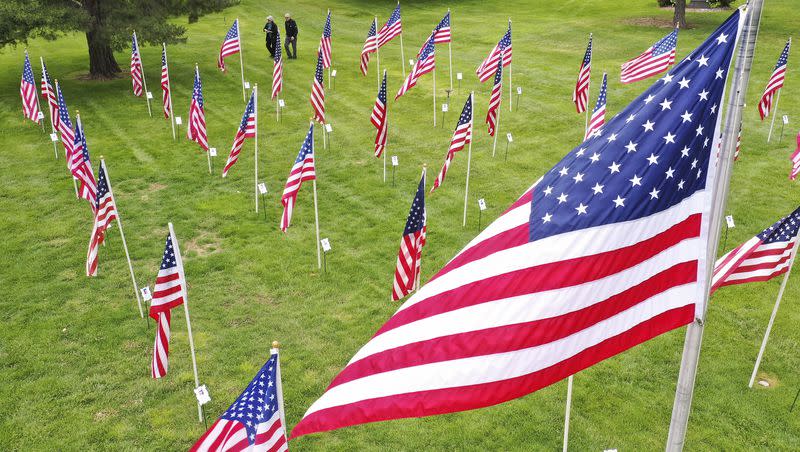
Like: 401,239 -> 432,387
327,10 -> 332,90
508,19 -> 512,112
168,222 -> 203,422
272,340 -> 288,431
41,57 -> 59,158
27,51 -> 45,132
462,92 -> 474,227
164,44 -> 176,140
383,150 -> 387,183
492,105 -> 501,157
54,80 -> 80,197
399,2 -> 406,79
748,242 -> 799,387
766,90 -> 782,142
433,66 -> 437,127
585,34 -> 592,135
253,85 -> 259,214
448,9 -> 453,91
135,32 -> 153,118
102,159 -> 144,318
563,375 -> 574,452
667,4 -> 763,450
415,165 -> 427,291
312,122 -> 322,269
237,19 -> 246,102
375,17 -> 381,90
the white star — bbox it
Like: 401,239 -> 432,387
716,33 -> 728,45
663,132 -> 676,144
678,77 -> 691,89
696,125 -> 704,136
576,147 -> 587,156
681,111 -> 693,123
675,179 -> 683,189
608,161 -> 621,174
711,104 -> 718,114
573,172 -> 584,183
665,167 -> 675,179
681,146 -> 690,157
559,166 -> 569,176
625,141 -> 638,153
642,120 -> 655,132
613,195 -> 626,208
715,68 -> 724,79
607,133 -> 618,142
557,193 -> 568,204
704,137 -> 710,147
696,55 -> 709,67
626,114 -> 636,123
660,98 -> 673,111
630,174 -> 642,187
591,183 -> 604,194
644,94 -> 655,104
647,153 -> 659,165
542,213 -> 552,223
543,185 -> 553,196
662,73 -> 674,84
698,89 -> 709,101
589,152 -> 601,163
697,169 -> 703,179
575,203 -> 588,215
691,159 -> 698,169
649,188 -> 660,199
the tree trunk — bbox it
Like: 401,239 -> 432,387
674,0 -> 687,29
83,0 -> 121,79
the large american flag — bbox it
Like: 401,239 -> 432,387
377,4 -> 402,48
40,59 -> 58,127
289,10 -> 742,438
395,38 -> 435,100
585,72 -> 607,140
392,170 -> 427,301
319,11 -> 332,69
360,19 -> 378,76
187,67 -> 209,151
71,117 -> 98,209
758,38 -> 791,120
486,54 -> 503,137
86,161 -> 118,277
20,52 -> 41,124
620,29 -> 678,84
55,83 -> 76,169
790,131 -> 800,181
310,52 -> 326,123
573,34 -> 593,113
280,125 -> 316,232
131,32 -> 144,97
371,70 -> 388,157
191,351 -> 288,452
150,231 -> 186,379
476,25 -> 512,83
218,19 -> 241,72
416,11 -> 452,57
272,28 -> 283,100
431,94 -> 473,192
160,44 -> 172,119
223,90 -> 257,177
712,206 -> 800,294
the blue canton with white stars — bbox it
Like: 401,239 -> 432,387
404,174 -> 426,235
593,73 -> 607,114
378,72 -> 387,104
323,12 -> 332,38
653,29 -> 679,57
95,164 -> 110,209
220,354 -> 282,445
386,5 -> 401,26
314,52 -> 325,84
437,12 -> 450,30
582,36 -> 593,66
772,39 -> 790,71
366,19 -> 376,39
758,207 -> 800,244
456,94 -> 473,127
225,20 -> 239,40
529,10 -> 740,241
192,70 -> 204,107
493,54 -> 503,85
23,54 -> 36,84
296,125 -> 314,163
160,235 -> 178,270
498,27 -> 511,51
73,121 -> 91,163
419,38 -> 435,63
131,34 -> 139,55
275,29 -> 282,62
57,85 -> 72,129
240,92 -> 255,131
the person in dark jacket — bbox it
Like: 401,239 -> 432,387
284,13 -> 298,59
263,15 -> 278,58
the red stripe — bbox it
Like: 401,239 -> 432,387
190,419 -> 223,451
716,268 -> 789,288
433,223 -> 529,282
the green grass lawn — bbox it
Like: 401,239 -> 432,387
2,0 -> 800,449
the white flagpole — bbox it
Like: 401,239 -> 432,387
766,90 -> 781,142
375,17 -> 381,90
399,2 -> 406,79
27,51 -> 45,132
237,19 -> 246,102
508,19 -> 512,112
462,91 -> 474,228
164,44 -> 176,141
272,340 -> 288,433
134,32 -> 153,118
327,9 -> 332,90
748,242 -> 799,387
585,34 -> 592,135
492,105 -> 501,157
667,4 -> 762,450
448,9 -> 453,91
433,66 -> 437,127
41,57 -> 59,159
415,165 -> 427,292
54,80 -> 80,197
102,159 -> 144,318
254,85 -> 259,214
312,122 -> 322,269
276,95 -> 280,122
563,375 -> 574,452
322,122 -> 328,150
168,222 -> 203,422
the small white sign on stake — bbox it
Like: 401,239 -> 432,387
194,385 -> 211,406
140,286 -> 152,301
38,112 -> 45,120
278,99 -> 286,108
409,59 -> 415,67
244,81 -> 251,89
442,104 -> 449,112
325,123 -> 333,133
331,69 -> 337,77
725,215 -> 735,228
507,133 -> 513,143
50,133 -> 59,142
478,198 -> 487,211
320,238 -> 331,252
783,115 -> 789,125
258,182 -> 268,195
456,72 -> 463,80
209,147 -> 217,157
517,87 -> 523,95
391,155 -> 399,166
175,116 -> 183,125
146,91 -> 154,99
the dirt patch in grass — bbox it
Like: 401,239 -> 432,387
94,408 -> 119,421
623,17 -> 694,29
148,183 -> 167,192
755,372 -> 780,389
184,231 -> 222,257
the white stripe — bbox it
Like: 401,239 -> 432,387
738,247 -> 793,267
154,278 -> 182,292
194,420 -> 229,451
712,237 -> 760,286
254,413 -> 286,451
220,427 -> 248,451
725,260 -> 791,282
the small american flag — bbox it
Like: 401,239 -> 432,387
476,25 -> 512,83
712,206 -> 800,293
377,4 -> 402,48
223,90 -> 257,177
585,72 -> 607,140
620,29 -> 678,84
71,117 -> 98,209
281,125 -> 316,232
218,19 -> 242,72
319,11 -> 332,69
573,34 -> 593,113
190,351 -> 288,452
758,38 -> 791,120
40,60 -> 58,127
372,70 -> 388,157
734,124 -> 742,161
417,11 -> 452,57
791,131 -> 800,180
396,38 -> 435,100
360,19 -> 378,76
160,44 -> 172,119
55,83 -> 76,168
486,54 -> 503,137
131,32 -> 144,97
431,94 -> 473,192
20,51 -> 41,124
187,67 -> 209,151
150,230 -> 186,379
392,170 -> 427,301
86,161 -> 118,277
272,28 -> 283,100
310,53 -> 326,123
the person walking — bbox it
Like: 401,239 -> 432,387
284,13 -> 298,59
263,15 -> 278,58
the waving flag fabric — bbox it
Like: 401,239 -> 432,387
218,19 -> 241,72
191,351 -> 288,452
71,118 -> 98,208
620,29 -> 678,84
40,60 -> 58,126
431,94 -> 473,192
55,84 -> 76,165
476,25 -> 512,82
486,55 -> 503,136
319,11 -> 332,69
223,91 -> 256,177
360,20 -> 378,76
131,33 -> 144,97
392,171 -> 427,301
372,71 -> 388,157
290,10 -> 743,438
790,131 -> 800,181
281,125 -> 317,232
86,161 -> 118,276
272,29 -> 284,100
310,53 -> 326,123
377,4 -> 402,48
758,39 -> 791,120
417,12 -> 452,57
396,38 -> 435,100
573,34 -> 593,113
712,206 -> 800,293
160,45 -> 172,119
150,231 -> 186,379
20,52 -> 41,124
585,73 -> 608,140
187,67 -> 208,151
